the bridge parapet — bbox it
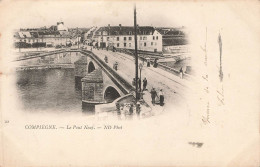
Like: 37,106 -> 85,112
80,50 -> 134,95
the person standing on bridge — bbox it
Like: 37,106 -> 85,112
114,62 -> 118,71
158,89 -> 164,106
143,78 -> 147,91
179,67 -> 183,79
136,101 -> 141,116
153,58 -> 158,68
104,56 -> 108,63
147,57 -> 151,67
150,88 -> 157,105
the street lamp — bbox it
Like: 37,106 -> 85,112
139,63 -> 143,92
77,27 -> 79,49
134,4 -> 139,102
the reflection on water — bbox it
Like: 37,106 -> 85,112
16,68 -> 94,113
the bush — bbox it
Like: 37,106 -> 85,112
32,42 -> 46,48
14,42 -> 31,48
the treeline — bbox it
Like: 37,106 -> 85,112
14,42 -> 47,48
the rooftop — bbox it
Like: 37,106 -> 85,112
95,25 -> 155,36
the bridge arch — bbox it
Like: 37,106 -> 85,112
104,86 -> 121,103
88,61 -> 95,73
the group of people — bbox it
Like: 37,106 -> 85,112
150,88 -> 164,106
116,102 -> 141,119
146,57 -> 158,68
142,77 -> 164,107
104,55 -> 118,71
132,77 -> 148,92
132,77 -> 164,106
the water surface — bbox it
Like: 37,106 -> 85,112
16,68 -> 83,113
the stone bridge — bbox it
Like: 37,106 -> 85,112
73,50 -> 135,107
15,49 -> 135,110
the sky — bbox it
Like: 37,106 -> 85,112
9,1 -> 200,29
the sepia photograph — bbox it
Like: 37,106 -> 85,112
0,0 -> 259,166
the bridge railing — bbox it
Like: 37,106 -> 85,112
116,48 -> 192,79
80,50 -> 135,94
15,49 -> 67,61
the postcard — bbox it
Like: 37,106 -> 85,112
0,0 -> 259,166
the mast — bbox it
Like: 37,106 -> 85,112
134,4 -> 139,101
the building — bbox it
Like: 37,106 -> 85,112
90,24 -> 188,53
91,24 -> 162,52
156,27 -> 189,55
13,22 -> 81,48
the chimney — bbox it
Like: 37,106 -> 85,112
108,24 -> 110,28
119,24 -> 121,27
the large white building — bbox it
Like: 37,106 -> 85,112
91,24 -> 188,53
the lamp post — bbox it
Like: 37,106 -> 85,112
134,4 -> 139,102
77,27 -> 79,49
139,63 -> 143,92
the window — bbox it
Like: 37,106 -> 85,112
143,37 -> 147,40
129,43 -> 131,47
107,37 -> 109,41
117,37 -> 119,41
144,42 -> 146,47
129,31 -> 132,35
124,43 -> 126,47
140,37 -> 142,40
129,37 -> 132,40
117,43 -> 120,47
28,39 -> 31,42
153,36 -> 155,40
156,36 -> 158,40
124,37 -> 127,41
151,42 -> 153,46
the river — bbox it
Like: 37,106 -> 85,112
16,68 -> 88,113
